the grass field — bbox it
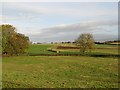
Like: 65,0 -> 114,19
2,44 -> 119,88
28,44 -> 56,55
2,56 -> 118,88
28,44 -> 119,55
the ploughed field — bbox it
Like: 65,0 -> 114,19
2,44 -> 119,88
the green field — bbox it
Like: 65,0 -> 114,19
2,44 -> 119,88
28,44 -> 118,55
28,44 -> 56,55
2,56 -> 118,88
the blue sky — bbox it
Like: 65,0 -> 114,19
1,2 -> 118,42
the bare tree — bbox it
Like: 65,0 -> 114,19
75,33 -> 95,53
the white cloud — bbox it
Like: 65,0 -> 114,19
28,19 -> 118,42
3,2 -> 117,18
1,2 -> 118,42
40,19 -> 117,33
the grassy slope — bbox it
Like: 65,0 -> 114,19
94,44 -> 118,54
2,56 -> 118,88
28,44 -> 118,55
55,44 -> 119,55
28,44 -> 56,55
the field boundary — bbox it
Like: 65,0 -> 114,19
29,53 -> 120,57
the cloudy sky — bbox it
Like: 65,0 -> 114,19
1,2 -> 118,43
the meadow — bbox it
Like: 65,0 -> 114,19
28,44 -> 55,55
2,56 -> 118,88
2,43 -> 119,88
28,44 -> 119,56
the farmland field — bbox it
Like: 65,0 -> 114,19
28,44 -> 56,55
28,44 -> 119,55
2,56 -> 118,88
2,44 -> 119,88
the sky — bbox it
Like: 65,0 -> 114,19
1,2 -> 118,43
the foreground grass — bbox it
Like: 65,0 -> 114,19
2,56 -> 118,88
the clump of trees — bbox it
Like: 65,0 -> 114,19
75,33 -> 95,53
0,24 -> 30,56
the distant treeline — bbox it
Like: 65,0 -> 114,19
34,40 -> 120,45
95,40 -> 120,44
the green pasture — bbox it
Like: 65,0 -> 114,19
28,44 -> 56,55
28,44 -> 119,55
2,43 -> 119,88
59,45 -> 118,55
2,56 -> 118,88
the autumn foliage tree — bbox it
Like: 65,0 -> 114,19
0,24 -> 29,56
75,33 -> 95,53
